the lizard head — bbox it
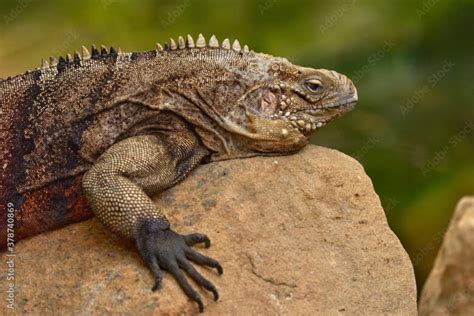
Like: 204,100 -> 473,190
227,57 -> 358,154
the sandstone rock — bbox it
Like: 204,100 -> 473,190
0,145 -> 417,315
419,196 -> 474,316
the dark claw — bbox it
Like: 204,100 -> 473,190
151,274 -> 162,291
135,222 -> 222,313
184,233 -> 211,248
198,299 -> 204,313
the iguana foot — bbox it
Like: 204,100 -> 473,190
136,221 -> 223,313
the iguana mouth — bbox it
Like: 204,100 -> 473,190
269,92 -> 358,135
270,111 -> 327,134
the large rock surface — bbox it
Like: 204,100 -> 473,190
0,145 -> 417,315
419,196 -> 474,316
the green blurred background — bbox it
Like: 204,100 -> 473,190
1,0 -> 473,293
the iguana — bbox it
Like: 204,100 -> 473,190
0,34 -> 357,312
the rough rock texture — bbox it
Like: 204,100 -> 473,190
419,196 -> 474,316
0,145 -> 417,315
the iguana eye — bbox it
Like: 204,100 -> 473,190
304,79 -> 323,93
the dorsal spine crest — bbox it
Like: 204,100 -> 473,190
36,34 -> 252,72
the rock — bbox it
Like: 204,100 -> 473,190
419,196 -> 474,316
0,145 -> 417,315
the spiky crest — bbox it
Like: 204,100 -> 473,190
35,34 -> 251,72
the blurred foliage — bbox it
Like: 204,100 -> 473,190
0,0 -> 473,291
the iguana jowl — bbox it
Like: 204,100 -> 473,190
0,34 -> 357,312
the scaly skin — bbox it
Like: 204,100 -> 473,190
0,34 -> 357,312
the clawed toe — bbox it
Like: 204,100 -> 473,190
185,248 -> 224,274
184,232 -> 211,248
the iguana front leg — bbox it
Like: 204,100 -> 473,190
82,134 -> 223,312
